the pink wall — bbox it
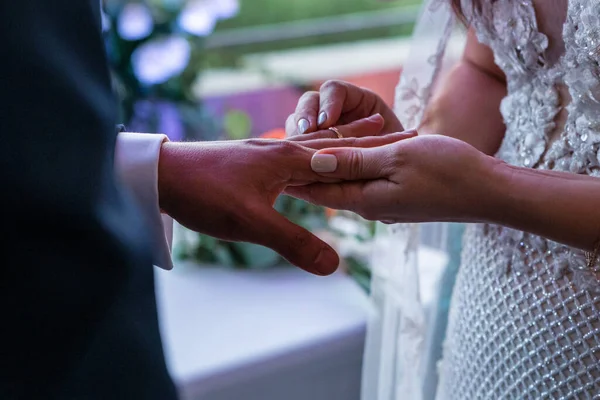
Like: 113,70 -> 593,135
202,68 -> 402,137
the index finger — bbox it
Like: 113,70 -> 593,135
318,81 -> 383,129
286,91 -> 320,137
316,80 -> 349,129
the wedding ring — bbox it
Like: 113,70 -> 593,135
328,127 -> 343,139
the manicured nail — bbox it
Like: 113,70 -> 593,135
311,153 -> 337,173
367,113 -> 383,122
297,118 -> 310,134
314,246 -> 339,276
318,111 -> 327,126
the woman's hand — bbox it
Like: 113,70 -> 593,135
286,135 -> 503,224
157,117 -> 415,276
286,80 -> 404,137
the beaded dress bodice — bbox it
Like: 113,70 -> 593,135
438,1 -> 600,398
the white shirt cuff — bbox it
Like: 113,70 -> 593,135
115,132 -> 174,270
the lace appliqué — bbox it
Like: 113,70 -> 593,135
464,0 -> 600,292
467,0 -> 549,79
550,0 -> 600,176
497,82 -> 559,168
394,0 -> 456,130
467,0 -> 559,169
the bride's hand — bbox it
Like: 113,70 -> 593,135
286,80 -> 404,137
286,135 -> 502,223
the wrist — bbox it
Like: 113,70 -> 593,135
158,141 -> 181,214
466,155 -> 512,224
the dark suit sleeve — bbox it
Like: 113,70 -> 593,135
0,2 -> 176,398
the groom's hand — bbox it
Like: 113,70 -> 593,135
157,117 -> 414,276
286,80 -> 404,137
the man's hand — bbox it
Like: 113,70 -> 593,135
286,80 -> 404,137
157,117 -> 414,276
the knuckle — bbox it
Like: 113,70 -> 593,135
320,79 -> 341,91
298,92 -> 319,113
277,140 -> 302,156
245,138 -> 263,147
348,151 -> 364,179
389,147 -> 406,168
246,138 -> 273,148
362,87 -> 382,101
283,229 -> 315,263
293,230 -> 312,248
299,90 -> 318,102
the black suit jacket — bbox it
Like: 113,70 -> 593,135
0,1 -> 176,398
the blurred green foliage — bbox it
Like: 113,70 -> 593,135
216,0 -> 419,28
103,0 -> 219,139
176,195 -> 329,270
205,0 -> 421,67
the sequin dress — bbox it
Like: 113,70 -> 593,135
436,1 -> 600,398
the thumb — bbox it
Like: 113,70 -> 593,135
253,206 -> 339,276
310,144 -> 393,180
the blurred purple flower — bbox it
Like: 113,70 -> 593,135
210,0 -> 239,20
178,1 -> 217,36
131,35 -> 191,85
158,102 -> 185,142
117,3 -> 154,41
178,0 -> 239,37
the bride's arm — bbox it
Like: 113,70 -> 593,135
292,135 -> 600,253
486,164 -> 600,251
419,29 -> 507,155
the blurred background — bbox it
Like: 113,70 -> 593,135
103,0 -> 424,286
102,2 -> 458,400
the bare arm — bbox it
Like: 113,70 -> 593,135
484,164 -> 600,251
419,29 -> 507,155
292,134 -> 600,254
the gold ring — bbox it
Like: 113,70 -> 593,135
328,127 -> 343,139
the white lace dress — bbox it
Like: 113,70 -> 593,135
436,1 -> 600,398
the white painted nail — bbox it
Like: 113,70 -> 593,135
318,111 -> 327,126
367,113 -> 383,122
297,119 -> 310,134
311,154 -> 338,173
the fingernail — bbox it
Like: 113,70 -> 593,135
367,113 -> 383,122
314,246 -> 339,276
318,111 -> 327,126
297,118 -> 310,134
311,153 -> 337,173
